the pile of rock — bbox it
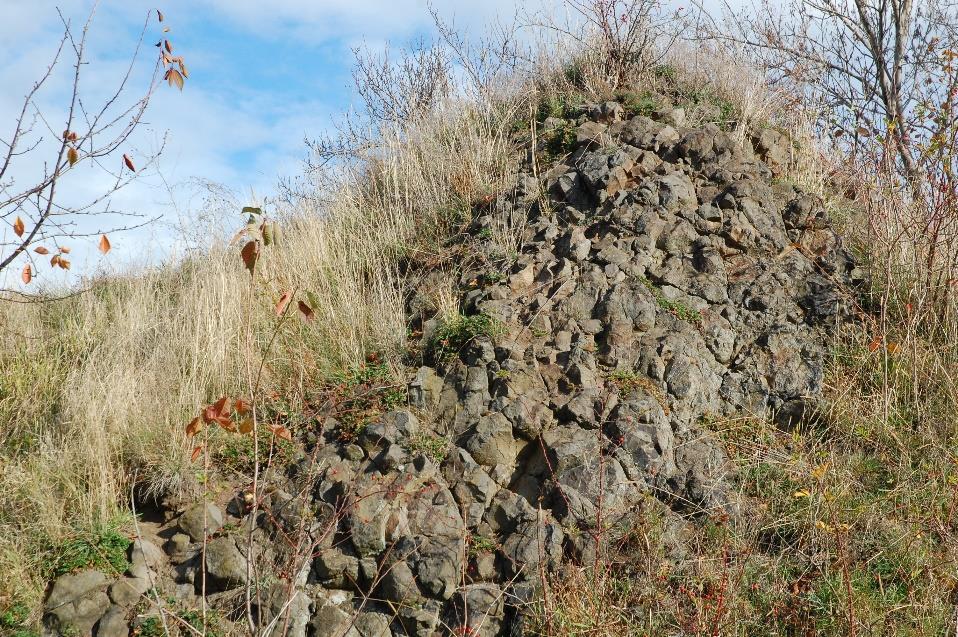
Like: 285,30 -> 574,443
43,99 -> 860,637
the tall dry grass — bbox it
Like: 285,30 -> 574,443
0,95 -> 521,608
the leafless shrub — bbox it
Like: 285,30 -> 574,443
0,4 -> 187,291
700,0 -> 958,177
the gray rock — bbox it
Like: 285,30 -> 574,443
43,570 -> 111,637
203,536 -> 248,591
396,600 -> 441,637
107,575 -> 150,607
127,538 -> 164,573
450,584 -> 506,637
310,590 -> 360,637
354,612 -> 393,637
177,502 -> 223,542
378,560 -> 421,603
313,547 -> 360,589
94,606 -> 129,637
460,413 -> 523,468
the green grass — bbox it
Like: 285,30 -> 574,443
543,121 -> 578,161
0,604 -> 36,637
429,313 -> 504,361
640,278 -> 703,323
43,521 -> 131,579
404,432 -> 449,464
615,90 -> 661,117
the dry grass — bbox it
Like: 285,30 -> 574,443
5,6 -> 953,636
0,98 -> 520,611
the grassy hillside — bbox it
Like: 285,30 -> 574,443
3,6 -> 958,636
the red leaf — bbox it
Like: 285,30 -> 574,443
186,417 -> 202,437
190,445 -> 203,462
13,216 -> 24,237
123,154 -> 136,172
275,291 -> 294,316
241,240 -> 259,275
234,398 -> 251,415
212,396 -> 230,416
98,234 -> 111,254
297,300 -> 315,322
21,264 -> 32,285
270,424 -> 292,442
868,338 -> 881,352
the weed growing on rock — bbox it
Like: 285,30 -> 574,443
429,313 -> 504,361
640,277 -> 703,323
404,432 -> 450,464
44,522 -> 131,579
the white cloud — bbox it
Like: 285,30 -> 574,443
0,0 -> 570,288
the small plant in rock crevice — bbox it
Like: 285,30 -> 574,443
640,277 -> 703,323
404,432 -> 450,464
429,312 -> 505,361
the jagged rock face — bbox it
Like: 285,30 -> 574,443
43,104 -> 860,637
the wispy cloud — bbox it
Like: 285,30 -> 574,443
1,0 -> 560,286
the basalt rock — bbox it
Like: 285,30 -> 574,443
43,99 -> 860,637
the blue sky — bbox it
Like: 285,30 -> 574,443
2,0 -> 727,287
0,0 -> 558,285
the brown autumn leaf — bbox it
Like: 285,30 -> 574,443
13,216 -> 24,237
228,226 -> 250,246
57,258 -> 71,270
59,246 -> 70,254
168,68 -> 184,90
275,290 -> 294,316
241,240 -> 259,275
212,396 -> 231,417
297,300 -> 315,322
33,246 -> 49,255
856,126 -> 872,137
270,424 -> 292,442
186,416 -> 202,437
178,60 -> 189,78
163,26 -> 170,32
190,445 -> 203,462
164,39 -> 173,53
238,419 -> 254,434
157,9 -> 164,22
123,154 -> 136,172
98,234 -> 111,254
21,264 -> 32,285
50,254 -> 60,267
234,398 -> 251,415
67,147 -> 79,166
868,338 -> 881,352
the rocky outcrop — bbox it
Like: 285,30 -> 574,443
43,100 -> 859,637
